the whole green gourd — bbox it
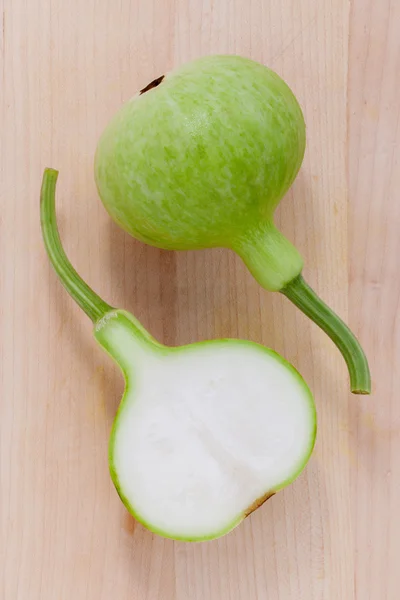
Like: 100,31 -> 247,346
94,54 -> 370,394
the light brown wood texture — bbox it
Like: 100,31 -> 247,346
349,0 -> 400,598
0,0 -> 398,598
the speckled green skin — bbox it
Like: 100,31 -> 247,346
95,55 -> 306,291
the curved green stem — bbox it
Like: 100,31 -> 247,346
41,168 -> 114,322
282,275 -> 371,395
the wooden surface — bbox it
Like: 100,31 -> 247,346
1,0 -> 398,598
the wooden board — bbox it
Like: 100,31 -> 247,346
349,1 -> 400,598
0,0 -> 398,598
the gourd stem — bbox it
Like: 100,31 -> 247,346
281,275 -> 371,395
40,168 -> 114,323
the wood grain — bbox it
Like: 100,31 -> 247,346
348,1 -> 400,599
0,0 -> 397,598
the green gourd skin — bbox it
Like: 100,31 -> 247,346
94,54 -> 371,394
94,55 -> 304,290
40,169 -> 317,541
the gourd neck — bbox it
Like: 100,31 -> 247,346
94,310 -> 164,375
282,275 -> 371,394
234,223 -> 304,291
41,168 -> 113,322
234,222 -> 371,394
40,168 -> 163,372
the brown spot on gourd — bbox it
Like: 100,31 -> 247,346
140,75 -> 165,95
244,491 -> 275,517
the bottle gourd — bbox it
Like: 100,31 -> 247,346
94,54 -> 371,394
41,169 -> 316,541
